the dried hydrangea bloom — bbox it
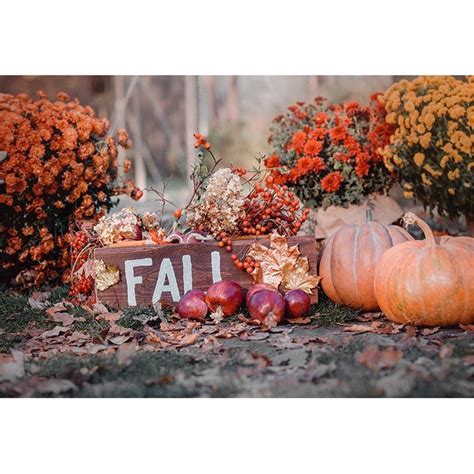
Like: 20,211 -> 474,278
94,208 -> 141,246
187,168 -> 245,235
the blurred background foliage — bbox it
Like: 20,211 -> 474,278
4,75 -> 463,233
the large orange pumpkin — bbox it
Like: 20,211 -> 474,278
374,213 -> 474,326
319,210 -> 413,311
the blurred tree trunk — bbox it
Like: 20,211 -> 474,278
203,76 -> 219,129
308,76 -> 320,100
227,76 -> 240,124
113,76 -> 126,168
185,76 -> 199,190
131,91 -> 147,192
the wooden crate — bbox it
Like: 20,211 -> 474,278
94,235 -> 318,308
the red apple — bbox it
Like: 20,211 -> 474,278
184,289 -> 206,301
246,283 -> 279,306
206,280 -> 244,317
247,289 -> 286,326
284,289 -> 311,319
177,291 -> 208,321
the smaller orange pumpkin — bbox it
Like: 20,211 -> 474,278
374,212 -> 474,326
319,209 -> 413,311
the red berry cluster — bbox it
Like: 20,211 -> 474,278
231,253 -> 261,273
69,275 -> 95,302
239,180 -> 310,237
231,166 -> 247,177
216,231 -> 234,253
68,230 -> 95,302
69,231 -> 89,271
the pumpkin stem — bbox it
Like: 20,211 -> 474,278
402,212 -> 437,246
366,208 -> 373,222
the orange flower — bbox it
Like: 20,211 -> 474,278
303,139 -> 323,156
314,112 -> 329,126
264,154 -> 281,168
321,171 -> 343,192
329,125 -> 347,142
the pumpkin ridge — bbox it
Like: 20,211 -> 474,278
352,226 -> 361,308
329,228 -> 351,306
381,222 -> 394,248
320,234 -> 343,305
446,244 -> 470,323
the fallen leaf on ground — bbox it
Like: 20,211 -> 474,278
421,327 -> 440,336
178,333 -> 199,347
108,335 -> 131,346
237,315 -> 261,326
116,342 -> 137,367
287,317 -> 311,325
343,324 -> 374,334
210,306 -> 224,324
96,311 -> 123,322
68,331 -> 90,343
238,332 -> 269,341
51,312 -> 75,326
45,303 -> 68,316
460,324 -> 474,332
39,326 -> 70,339
356,345 -> 403,370
160,321 -> 181,331
355,312 -> 383,322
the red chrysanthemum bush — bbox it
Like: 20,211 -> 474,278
0,91 -> 142,286
265,95 -> 395,209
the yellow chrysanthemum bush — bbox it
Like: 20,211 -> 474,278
381,76 -> 474,228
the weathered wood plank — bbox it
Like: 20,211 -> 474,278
94,235 -> 318,308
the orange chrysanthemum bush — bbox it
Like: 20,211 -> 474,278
382,76 -> 474,221
0,91 -> 142,286
265,95 -> 395,209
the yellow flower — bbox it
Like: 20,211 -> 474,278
423,112 -> 436,129
447,169 -> 460,180
403,183 -> 413,190
440,155 -> 450,168
448,105 -> 464,119
421,173 -> 432,186
403,191 -> 414,198
452,151 -> 463,163
419,133 -> 432,149
443,143 -> 455,154
386,112 -> 397,124
416,123 -> 426,134
447,121 -> 459,137
448,188 -> 456,195
424,164 -> 443,178
404,101 -> 415,112
414,152 -> 425,167
393,155 -> 404,165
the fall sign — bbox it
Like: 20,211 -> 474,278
94,236 -> 318,308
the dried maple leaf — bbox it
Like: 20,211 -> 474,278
281,257 -> 320,294
247,233 -> 300,287
94,259 -> 120,291
210,306 -> 224,324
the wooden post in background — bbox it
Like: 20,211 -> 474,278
185,76 -> 199,192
